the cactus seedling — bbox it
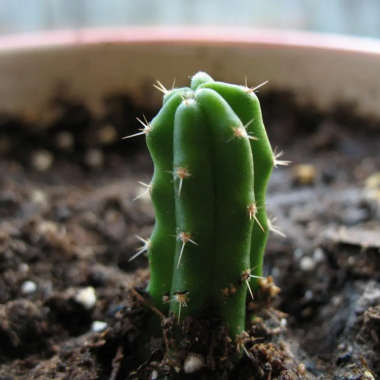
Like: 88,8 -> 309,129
127,72 -> 287,344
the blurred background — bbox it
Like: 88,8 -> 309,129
0,0 -> 380,39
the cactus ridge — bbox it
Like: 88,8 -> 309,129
129,72 -> 281,339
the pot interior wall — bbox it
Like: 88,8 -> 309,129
0,38 -> 380,118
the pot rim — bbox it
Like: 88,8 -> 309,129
0,27 -> 380,56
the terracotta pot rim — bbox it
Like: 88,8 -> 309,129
0,27 -> 380,56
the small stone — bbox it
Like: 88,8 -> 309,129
297,363 -> 306,375
98,124 -> 118,144
300,256 -> 315,272
55,203 -> 71,220
292,164 -> 316,185
30,189 -> 47,205
363,172 -> 380,216
332,295 -> 342,306
335,351 -> 352,366
21,281 -> 37,295
75,286 -> 97,310
341,208 -> 368,226
56,131 -> 74,151
184,353 -> 205,374
31,150 -> 54,171
37,220 -> 59,236
85,149 -> 104,169
362,370 -> 375,380
313,247 -> 325,263
91,320 -> 108,333
150,370 -> 158,380
271,267 -> 280,278
293,248 -> 303,260
107,304 -> 125,317
337,343 -> 346,350
19,263 -> 30,274
305,290 -> 313,300
29,189 -> 49,213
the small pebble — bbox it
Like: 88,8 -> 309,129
335,351 -> 352,366
362,371 -> 375,380
31,150 -> 54,171
305,290 -> 313,300
341,208 -> 368,225
98,124 -> 118,144
300,256 -> 315,272
297,362 -> 306,376
271,267 -> 280,278
337,343 -> 346,350
91,320 -> 108,333
184,353 -> 205,374
56,131 -> 74,150
55,203 -> 71,220
85,149 -> 104,169
30,189 -> 48,207
21,281 -> 37,295
293,248 -> 303,260
292,164 -> 316,185
107,304 -> 125,317
150,370 -> 158,380
75,286 -> 97,310
37,220 -> 59,236
19,263 -> 30,274
313,247 -> 325,263
347,256 -> 356,265
332,295 -> 342,306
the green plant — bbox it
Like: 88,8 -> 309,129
127,72 -> 288,343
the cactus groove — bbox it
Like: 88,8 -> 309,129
130,72 -> 283,341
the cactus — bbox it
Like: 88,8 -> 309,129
126,72 -> 288,343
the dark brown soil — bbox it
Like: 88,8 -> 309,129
0,87 -> 380,379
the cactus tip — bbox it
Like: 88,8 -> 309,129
182,98 -> 196,106
179,91 -> 196,106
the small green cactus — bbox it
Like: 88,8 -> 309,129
127,72 -> 288,342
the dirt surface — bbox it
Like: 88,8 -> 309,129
0,88 -> 380,379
